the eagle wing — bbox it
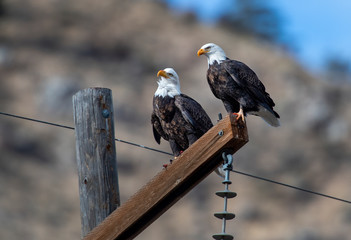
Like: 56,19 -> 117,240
175,94 -> 213,134
222,59 -> 276,109
151,111 -> 168,144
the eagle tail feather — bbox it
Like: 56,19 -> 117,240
257,106 -> 280,127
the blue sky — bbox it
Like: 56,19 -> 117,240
165,0 -> 351,72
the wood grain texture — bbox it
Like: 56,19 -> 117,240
83,114 -> 248,240
73,88 -> 120,238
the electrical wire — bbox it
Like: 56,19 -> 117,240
0,111 -> 75,130
0,111 -> 172,156
0,110 -> 350,204
231,170 -> 351,204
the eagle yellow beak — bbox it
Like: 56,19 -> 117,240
197,48 -> 208,56
157,70 -> 169,78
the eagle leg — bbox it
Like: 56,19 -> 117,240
233,108 -> 245,123
169,140 -> 182,158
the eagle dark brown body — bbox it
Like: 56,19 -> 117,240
207,60 -> 279,118
151,94 -> 213,157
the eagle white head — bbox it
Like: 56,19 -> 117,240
155,68 -> 181,98
197,43 -> 227,65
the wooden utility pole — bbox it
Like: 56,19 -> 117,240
83,114 -> 248,240
73,88 -> 120,238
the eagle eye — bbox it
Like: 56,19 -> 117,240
205,46 -> 211,50
168,73 -> 173,77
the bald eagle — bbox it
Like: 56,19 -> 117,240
151,68 -> 213,157
197,43 -> 280,127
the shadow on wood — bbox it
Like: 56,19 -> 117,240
84,114 -> 248,240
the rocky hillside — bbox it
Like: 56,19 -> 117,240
0,1 -> 350,240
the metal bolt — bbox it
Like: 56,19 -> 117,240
102,109 -> 110,118
218,130 -> 224,136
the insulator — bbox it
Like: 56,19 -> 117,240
212,233 -> 234,240
215,190 -> 237,198
214,211 -> 235,220
212,153 -> 236,240
222,179 -> 232,185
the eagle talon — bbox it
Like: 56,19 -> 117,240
164,155 -> 177,169
173,151 -> 183,161
233,109 -> 245,123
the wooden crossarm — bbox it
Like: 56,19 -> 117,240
83,114 -> 248,240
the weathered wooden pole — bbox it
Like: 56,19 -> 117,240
73,88 -> 120,238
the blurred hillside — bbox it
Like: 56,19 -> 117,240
0,1 -> 351,240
